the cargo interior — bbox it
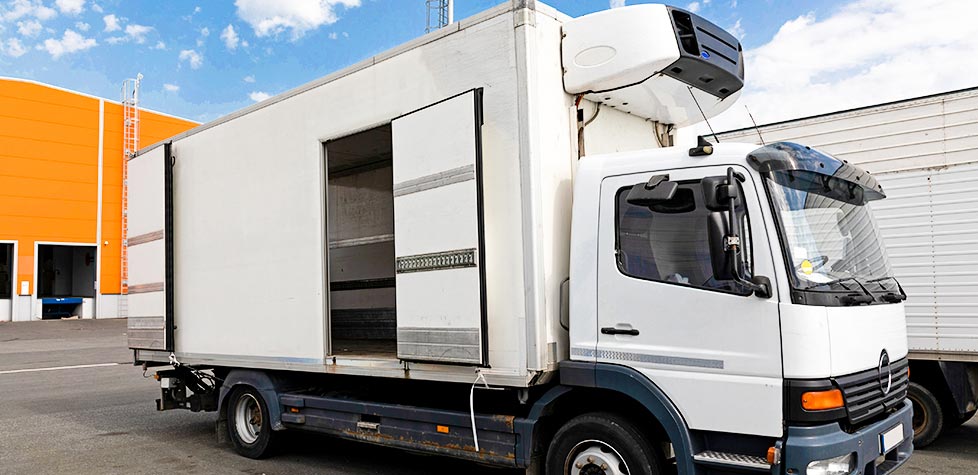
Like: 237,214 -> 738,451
325,125 -> 398,358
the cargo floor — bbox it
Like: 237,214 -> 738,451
330,339 -> 397,358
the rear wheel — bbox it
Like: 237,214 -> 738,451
545,412 -> 665,475
226,386 -> 277,459
907,382 -> 943,448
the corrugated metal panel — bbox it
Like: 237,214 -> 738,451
873,165 -> 978,354
717,89 -> 978,173
716,89 -> 978,355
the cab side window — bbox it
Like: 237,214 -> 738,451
615,180 -> 751,295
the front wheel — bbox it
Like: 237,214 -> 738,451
226,386 -> 278,459
545,412 -> 665,475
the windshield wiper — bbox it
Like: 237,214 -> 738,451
865,276 -> 908,302
802,276 -> 876,305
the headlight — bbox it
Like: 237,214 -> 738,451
807,453 -> 854,475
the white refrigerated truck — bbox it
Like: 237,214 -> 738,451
127,2 -> 914,474
716,87 -> 978,448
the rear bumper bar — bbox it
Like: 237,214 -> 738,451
782,399 -> 913,475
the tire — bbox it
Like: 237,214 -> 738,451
226,386 -> 278,459
545,412 -> 665,475
907,382 -> 943,448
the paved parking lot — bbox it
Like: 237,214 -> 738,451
0,319 -> 974,474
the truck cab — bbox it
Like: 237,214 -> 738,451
566,141 -> 913,474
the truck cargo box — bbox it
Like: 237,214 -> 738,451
126,2 -> 682,387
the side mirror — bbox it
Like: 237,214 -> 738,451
707,212 -> 734,281
626,175 -> 678,206
704,167 -> 773,299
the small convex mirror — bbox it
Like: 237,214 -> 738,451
626,174 -> 677,206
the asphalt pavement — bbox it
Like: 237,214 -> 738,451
0,319 -> 974,474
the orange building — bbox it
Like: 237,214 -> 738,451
0,77 -> 197,321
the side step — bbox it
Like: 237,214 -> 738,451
693,451 -> 771,472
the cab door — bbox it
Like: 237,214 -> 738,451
596,165 -> 784,437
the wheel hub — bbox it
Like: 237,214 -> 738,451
568,441 -> 628,475
234,393 -> 263,445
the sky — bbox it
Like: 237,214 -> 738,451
0,0 -> 975,131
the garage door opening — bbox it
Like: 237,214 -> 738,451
0,243 -> 12,321
36,244 -> 96,319
325,124 -> 396,358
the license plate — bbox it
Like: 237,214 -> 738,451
879,423 -> 904,454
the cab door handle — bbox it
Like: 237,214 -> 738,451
601,327 -> 640,336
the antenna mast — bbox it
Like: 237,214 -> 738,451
120,73 -> 142,316
425,0 -> 453,33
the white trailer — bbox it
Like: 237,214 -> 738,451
128,2 -> 915,474
716,87 -> 978,447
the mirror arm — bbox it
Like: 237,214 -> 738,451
723,167 -> 771,299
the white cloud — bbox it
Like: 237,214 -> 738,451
727,19 -> 744,40
178,48 -> 202,69
152,40 -> 166,50
249,91 -> 271,102
103,14 -> 119,32
105,36 -> 125,44
220,24 -> 239,50
196,26 -> 209,46
2,0 -> 57,21
163,83 -> 180,92
686,2 -> 700,13
194,6 -> 201,14
234,0 -> 361,39
55,0 -> 84,15
710,0 -> 978,132
609,0 -> 626,7
42,28 -> 96,58
17,19 -> 42,37
125,23 -> 152,43
3,38 -> 28,57
327,31 -> 336,40
91,3 -> 101,13
74,21 -> 89,31
243,75 -> 255,83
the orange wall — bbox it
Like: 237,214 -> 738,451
0,78 -> 196,296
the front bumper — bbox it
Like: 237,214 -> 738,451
781,400 -> 913,475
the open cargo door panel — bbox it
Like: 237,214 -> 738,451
392,89 -> 488,365
127,143 -> 174,352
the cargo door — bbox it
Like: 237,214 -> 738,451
126,142 -> 174,352
391,89 -> 487,365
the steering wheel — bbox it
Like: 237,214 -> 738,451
795,255 -> 830,273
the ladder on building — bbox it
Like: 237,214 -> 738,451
120,73 -> 142,318
425,0 -> 453,33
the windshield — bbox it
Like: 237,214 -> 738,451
767,174 -> 893,290
748,142 -> 899,294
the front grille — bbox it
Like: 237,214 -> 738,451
835,357 -> 909,426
